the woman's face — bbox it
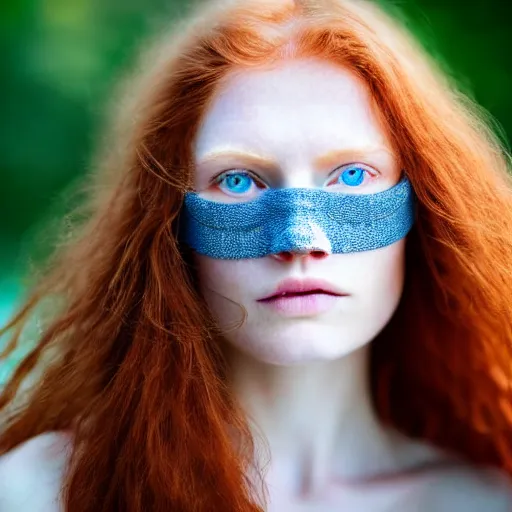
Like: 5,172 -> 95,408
192,58 -> 404,365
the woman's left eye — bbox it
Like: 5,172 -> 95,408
328,165 -> 373,188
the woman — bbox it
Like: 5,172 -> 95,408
0,0 -> 511,510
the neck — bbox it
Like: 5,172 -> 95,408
226,344 -> 405,498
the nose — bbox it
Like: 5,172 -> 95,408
269,220 -> 332,262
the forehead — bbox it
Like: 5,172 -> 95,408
194,58 -> 391,162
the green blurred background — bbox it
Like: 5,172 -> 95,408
0,0 -> 511,379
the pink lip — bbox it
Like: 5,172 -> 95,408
258,277 -> 348,301
257,278 -> 349,316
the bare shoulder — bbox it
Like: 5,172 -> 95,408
0,431 -> 72,512
417,463 -> 512,512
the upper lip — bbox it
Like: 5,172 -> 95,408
258,277 -> 349,301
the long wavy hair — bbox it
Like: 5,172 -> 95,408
1,0 -> 512,510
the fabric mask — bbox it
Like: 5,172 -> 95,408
179,176 -> 415,259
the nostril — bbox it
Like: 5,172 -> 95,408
311,250 -> 328,259
273,251 -> 294,262
271,249 -> 329,262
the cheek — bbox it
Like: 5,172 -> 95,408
193,254 -> 261,299
194,254 -> 231,293
347,240 -> 406,311
193,255 -> 233,327
193,255 -> 264,335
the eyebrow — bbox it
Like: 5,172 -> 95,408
196,150 -> 276,169
196,146 -> 396,170
314,147 -> 396,169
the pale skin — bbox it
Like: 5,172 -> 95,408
0,58 -> 510,511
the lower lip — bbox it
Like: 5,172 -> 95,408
257,293 -> 346,316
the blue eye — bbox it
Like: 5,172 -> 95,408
216,171 -> 258,195
338,166 -> 366,187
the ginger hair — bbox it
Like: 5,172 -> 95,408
1,0 -> 512,510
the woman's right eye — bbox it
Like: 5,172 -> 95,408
213,170 -> 267,197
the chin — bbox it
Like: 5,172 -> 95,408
232,328 -> 372,366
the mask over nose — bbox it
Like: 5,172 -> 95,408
179,177 -> 415,259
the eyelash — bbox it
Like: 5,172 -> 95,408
211,165 -> 376,191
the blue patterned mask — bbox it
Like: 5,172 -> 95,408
179,177 -> 415,259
